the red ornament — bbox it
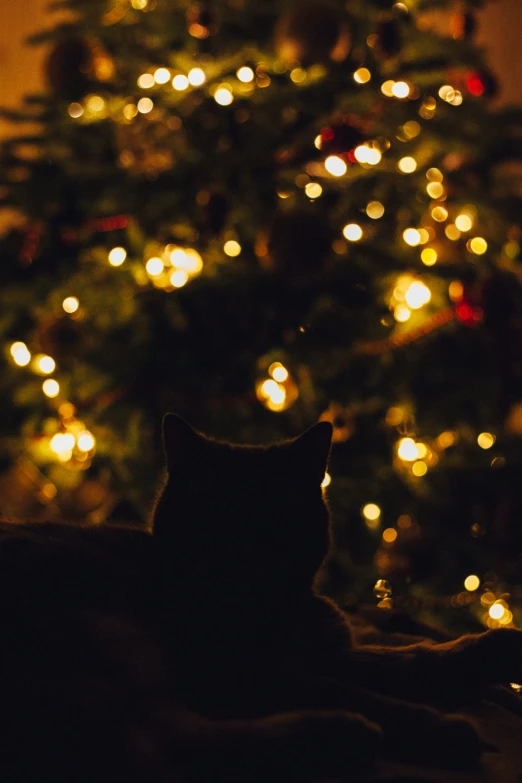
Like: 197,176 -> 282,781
453,284 -> 484,327
466,72 -> 485,97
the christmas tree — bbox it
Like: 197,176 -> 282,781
2,0 -> 522,628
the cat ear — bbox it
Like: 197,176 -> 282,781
162,414 -> 202,470
289,421 -> 333,482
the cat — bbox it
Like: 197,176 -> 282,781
1,413 -> 522,781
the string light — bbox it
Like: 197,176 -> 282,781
50,432 -> 75,455
354,67 -> 371,84
421,248 -> 437,266
172,75 -> 189,91
366,201 -> 384,219
68,103 -> 84,118
427,168 -> 443,182
154,68 -> 171,84
354,145 -> 381,165
381,80 -> 396,97
290,68 -> 306,84
63,296 -> 79,313
170,270 -> 189,288
412,461 -> 428,476
215,86 -> 233,105
42,379 -> 60,398
478,432 -> 495,449
35,355 -> 56,375
237,66 -> 254,83
403,228 -> 421,247
123,104 -> 138,120
224,240 -> 241,257
137,97 -> 154,113
455,214 -> 473,232
10,342 -> 31,367
363,503 -> 381,521
467,237 -> 488,255
383,528 -> 398,543
76,431 -> 96,452
343,224 -> 363,242
108,247 -> 127,266
305,182 -> 322,199
131,0 -> 148,8
269,362 -> 288,382
398,156 -> 417,173
464,575 -> 480,591
405,281 -> 431,309
86,95 -> 106,113
188,68 -> 206,86
325,156 -> 347,176
426,182 -> 444,199
394,305 -> 411,322
391,81 -> 410,98
431,206 -> 449,222
397,437 -> 419,461
445,225 -> 461,241
138,73 -> 155,89
146,257 -> 164,276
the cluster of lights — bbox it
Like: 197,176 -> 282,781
256,362 -> 297,413
146,246 -> 204,290
49,421 -> 96,464
381,80 -> 411,99
354,143 -> 382,166
439,85 -> 463,106
481,591 -> 514,627
390,275 -> 432,323
9,342 -> 61,401
396,437 -> 432,477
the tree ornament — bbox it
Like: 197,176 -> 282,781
267,208 -> 332,278
453,284 -> 484,327
275,1 -> 351,65
320,119 -> 364,156
45,37 -> 114,101
374,18 -> 402,59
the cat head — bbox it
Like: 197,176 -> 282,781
153,415 -> 333,595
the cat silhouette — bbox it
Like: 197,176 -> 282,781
1,414 -> 521,781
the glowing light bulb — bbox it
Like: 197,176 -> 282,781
215,86 -> 233,105
343,224 -> 363,242
412,461 -> 428,477
305,182 -> 322,199
224,240 -> 241,257
154,68 -> 171,84
464,575 -> 480,592
76,431 -> 95,452
137,97 -> 154,113
237,66 -> 254,83
478,432 -> 495,450
455,214 -> 473,232
63,296 -> 79,314
439,85 -> 455,102
68,103 -> 84,118
10,342 -> 31,367
290,68 -> 306,84
188,68 -> 206,86
426,168 -> 443,182
146,257 -> 164,276
383,528 -> 398,543
392,81 -> 410,98
445,225 -> 461,241
468,237 -> 488,255
397,438 -> 419,461
321,473 -> 331,489
325,156 -> 347,177
398,156 -> 417,173
421,248 -> 438,266
50,432 -> 75,454
137,73 -> 155,89
108,247 -> 127,266
269,362 -> 289,382
172,74 -> 189,91
431,206 -> 449,222
170,269 -> 189,288
86,95 -> 106,112
489,602 -> 505,620
354,67 -> 371,84
363,503 -> 381,521
403,228 -> 421,247
381,80 -> 395,97
394,305 -> 411,322
123,103 -> 138,120
42,379 -> 60,398
354,145 -> 381,165
427,182 -> 444,199
366,201 -> 385,219
36,355 -> 56,375
405,281 -> 431,309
